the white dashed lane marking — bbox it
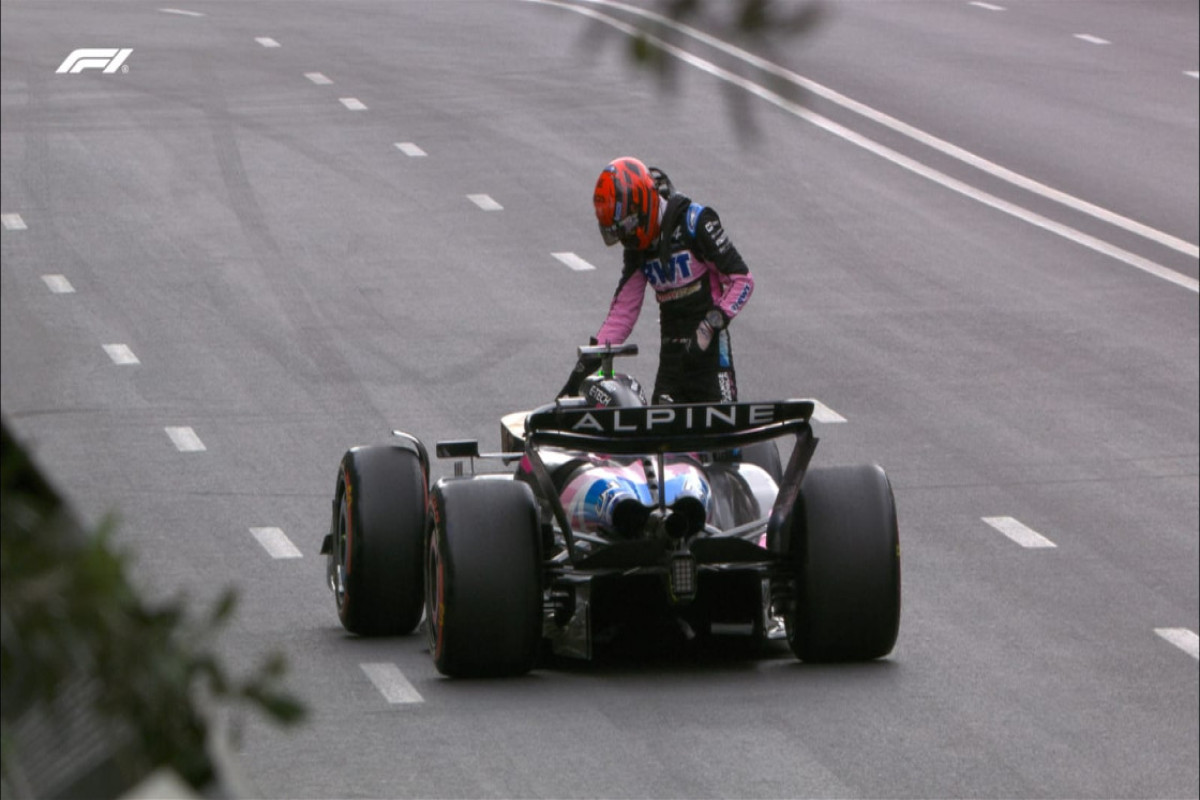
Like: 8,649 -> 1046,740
552,252 -> 596,271
810,400 -> 847,424
468,194 -> 503,211
1186,71 -> 1199,80
102,344 -> 140,365
42,275 -> 75,294
982,516 -> 1057,548
339,97 -> 367,110
159,7 -> 205,16
394,142 -> 427,157
1155,628 -> 1200,660
256,37 -> 281,48
968,1 -> 1005,10
2,213 -> 27,230
361,663 -> 424,704
305,72 -> 333,85
1074,34 -> 1110,45
249,527 -> 303,559
165,426 -> 206,452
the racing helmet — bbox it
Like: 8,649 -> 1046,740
579,372 -> 647,410
593,157 -> 661,249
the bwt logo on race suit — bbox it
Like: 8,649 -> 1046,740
56,49 -> 133,74
642,252 -> 693,288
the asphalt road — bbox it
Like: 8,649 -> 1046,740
2,1 -> 1197,797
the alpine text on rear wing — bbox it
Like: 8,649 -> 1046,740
525,400 -> 816,455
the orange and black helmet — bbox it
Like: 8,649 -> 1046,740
593,157 -> 661,250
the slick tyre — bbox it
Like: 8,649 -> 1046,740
785,464 -> 900,662
331,445 -> 426,635
426,479 -> 542,677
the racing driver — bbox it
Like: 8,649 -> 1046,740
560,157 -> 755,404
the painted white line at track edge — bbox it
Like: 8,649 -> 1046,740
361,663 -> 424,704
536,0 -> 1198,271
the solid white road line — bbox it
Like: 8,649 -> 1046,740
339,97 -> 367,110
102,344 -> 140,365
1186,71 -> 1199,80
360,663 -> 424,704
552,252 -> 597,271
305,72 -> 333,85
42,275 -> 75,294
810,400 -> 847,424
468,194 -> 503,211
249,527 -> 303,559
1074,34 -> 1111,45
1155,628 -> 1200,660
394,142 -> 427,157
255,37 -> 280,48
165,426 -> 206,452
545,0 -> 1199,268
2,213 -> 27,230
158,8 -> 205,16
578,2 -> 1197,292
982,516 -> 1057,548
969,2 -> 1005,10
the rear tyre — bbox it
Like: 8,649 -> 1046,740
784,464 -> 900,662
331,445 -> 426,635
426,479 -> 543,677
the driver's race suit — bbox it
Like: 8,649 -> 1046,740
594,193 -> 754,403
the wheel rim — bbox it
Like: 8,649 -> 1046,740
425,534 -> 445,659
334,497 -> 349,613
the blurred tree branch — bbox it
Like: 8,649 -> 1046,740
1,417 -> 305,798
581,0 -> 826,139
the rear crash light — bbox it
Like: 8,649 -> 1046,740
668,552 -> 697,603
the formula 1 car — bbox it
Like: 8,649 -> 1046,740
321,344 -> 900,677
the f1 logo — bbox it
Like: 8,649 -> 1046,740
56,48 -> 133,74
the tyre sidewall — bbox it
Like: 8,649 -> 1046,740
427,479 -> 542,677
786,464 -> 901,661
335,445 -> 426,635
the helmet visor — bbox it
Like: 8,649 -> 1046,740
599,212 -> 640,247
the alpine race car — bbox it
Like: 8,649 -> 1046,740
321,344 -> 900,677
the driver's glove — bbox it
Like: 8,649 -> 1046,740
684,310 -> 726,360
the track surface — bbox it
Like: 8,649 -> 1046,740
2,1 -> 1197,797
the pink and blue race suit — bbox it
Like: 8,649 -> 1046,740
594,194 -> 754,403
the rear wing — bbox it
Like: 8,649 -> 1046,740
525,400 -> 815,456
521,400 -> 820,561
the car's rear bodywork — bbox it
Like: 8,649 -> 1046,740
322,348 -> 900,677
511,399 -> 818,660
